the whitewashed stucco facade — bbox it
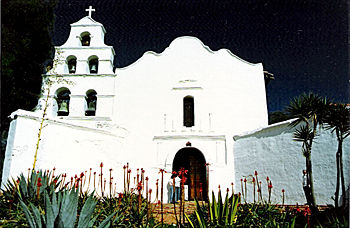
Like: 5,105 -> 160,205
2,15 -> 349,205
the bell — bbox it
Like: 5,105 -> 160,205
69,65 -> 76,73
90,64 -> 97,73
85,100 -> 96,116
57,100 -> 69,116
69,65 -> 75,73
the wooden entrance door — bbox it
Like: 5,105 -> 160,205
173,147 -> 207,201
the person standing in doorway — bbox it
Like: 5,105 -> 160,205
168,174 -> 175,203
175,174 -> 181,202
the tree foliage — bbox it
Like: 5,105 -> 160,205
1,0 -> 57,180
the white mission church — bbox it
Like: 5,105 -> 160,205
2,8 -> 349,205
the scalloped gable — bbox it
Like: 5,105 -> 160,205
118,36 -> 261,71
167,36 -> 259,66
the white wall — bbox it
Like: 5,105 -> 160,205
233,120 -> 350,205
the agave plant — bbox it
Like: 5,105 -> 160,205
186,190 -> 240,227
20,188 -> 120,228
2,170 -> 61,204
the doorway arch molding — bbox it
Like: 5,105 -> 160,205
171,146 -> 208,201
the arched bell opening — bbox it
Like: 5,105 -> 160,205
66,55 -> 77,73
172,147 -> 208,201
85,90 -> 97,116
55,88 -> 71,116
88,56 -> 98,74
80,32 -> 91,46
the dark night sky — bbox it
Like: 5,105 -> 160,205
53,0 -> 349,112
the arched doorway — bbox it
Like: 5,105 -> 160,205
172,147 -> 208,201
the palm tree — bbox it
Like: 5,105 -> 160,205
287,93 -> 329,212
324,103 -> 350,208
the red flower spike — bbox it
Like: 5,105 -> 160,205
90,168 -> 92,170
145,177 -> 149,181
38,177 -> 42,182
128,169 -> 131,173
244,178 -> 247,182
231,182 -> 234,186
37,182 -> 42,187
123,165 -> 126,169
226,188 -> 229,192
266,176 -> 269,181
282,189 -> 285,192
149,189 -> 152,194
252,177 -> 255,183
80,172 -> 84,178
218,185 -> 221,189
109,168 -> 112,171
100,162 -> 103,167
53,167 -> 56,171
240,178 -> 243,182
137,182 -> 143,191
254,171 -> 258,176
74,174 -> 77,178
142,169 -> 145,173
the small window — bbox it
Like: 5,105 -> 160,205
184,96 -> 194,127
56,88 -> 71,116
85,90 -> 97,116
67,56 -> 77,73
80,32 -> 91,46
88,56 -> 98,74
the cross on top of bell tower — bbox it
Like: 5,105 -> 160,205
85,6 -> 95,18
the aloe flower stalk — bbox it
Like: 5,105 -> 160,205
259,181 -> 263,202
103,178 -> 106,194
123,165 -> 126,193
93,172 -> 96,190
268,181 -> 273,203
100,162 -> 104,196
109,168 -> 113,197
70,177 -> 73,189
156,179 -> 159,201
159,169 -> 165,226
145,176 -> 149,200
244,178 -> 247,202
282,189 -> 285,205
127,169 -> 131,193
36,177 -> 42,200
240,179 -> 244,200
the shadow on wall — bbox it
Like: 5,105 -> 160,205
235,120 -> 296,140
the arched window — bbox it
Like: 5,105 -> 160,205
85,90 -> 97,116
67,56 -> 77,73
183,96 -> 194,127
80,32 -> 91,46
56,88 -> 71,116
88,56 -> 98,74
